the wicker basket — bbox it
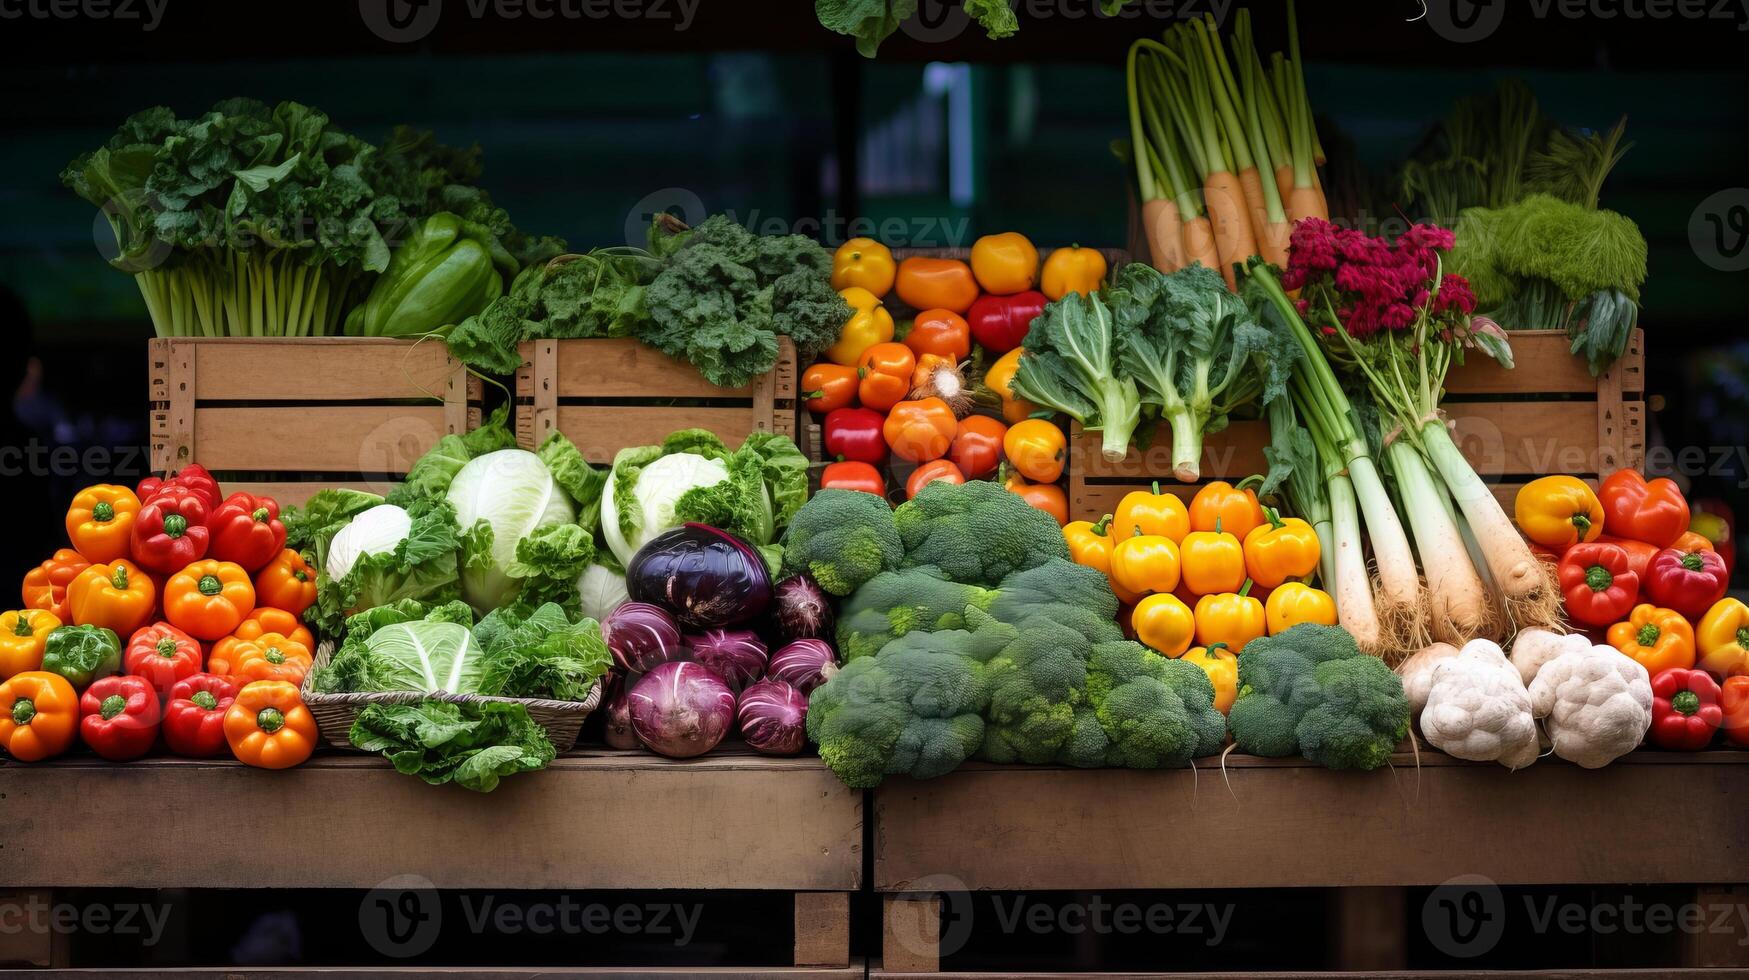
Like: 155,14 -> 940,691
299,644 -> 602,752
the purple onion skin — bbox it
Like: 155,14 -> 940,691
773,575 -> 835,642
603,602 -> 682,674
766,639 -> 837,695
627,523 -> 772,630
737,679 -> 808,756
687,629 -> 768,694
628,661 -> 736,759
601,672 -> 640,751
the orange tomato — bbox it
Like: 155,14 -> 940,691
884,398 -> 958,463
857,342 -> 916,412
802,363 -> 860,414
950,415 -> 1008,479
904,309 -> 972,362
895,257 -> 979,313
906,460 -> 966,499
969,232 -> 1039,294
1004,470 -> 1068,526
1004,419 -> 1067,483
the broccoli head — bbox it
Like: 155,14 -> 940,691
780,489 -> 903,596
806,614 -> 1015,788
894,481 -> 1071,587
978,609 -> 1097,765
1226,624 -> 1410,770
1058,641 -> 1227,769
988,558 -> 1121,629
835,565 -> 997,661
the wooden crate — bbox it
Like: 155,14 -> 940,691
0,748 -> 861,972
871,751 -> 1749,975
1071,329 -> 1647,521
148,337 -> 482,507
515,338 -> 801,462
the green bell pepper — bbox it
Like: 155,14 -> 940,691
41,624 -> 122,689
345,212 -> 518,337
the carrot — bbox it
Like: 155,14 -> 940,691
1288,184 -> 1327,223
1180,213 -> 1220,275
1204,171 -> 1255,288
1128,41 -> 1197,273
1281,0 -> 1329,224
1142,198 -> 1182,272
1229,11 -> 1290,267
1275,164 -> 1294,204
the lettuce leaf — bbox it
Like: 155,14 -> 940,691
474,602 -> 611,702
349,701 -> 554,793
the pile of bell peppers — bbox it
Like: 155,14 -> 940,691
809,232 -> 1109,525
2,464 -> 319,768
1519,470 -> 1747,750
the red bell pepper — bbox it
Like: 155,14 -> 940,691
1598,470 -> 1690,549
161,672 -> 238,758
129,485 -> 210,574
818,460 -> 885,497
207,492 -> 286,572
138,463 -> 221,511
823,407 -> 889,465
1644,547 -> 1729,620
1557,541 -> 1639,628
966,290 -> 1047,354
1648,667 -> 1723,751
1721,676 -> 1749,748
79,674 -> 161,761
1595,534 -> 1661,581
124,622 -> 204,699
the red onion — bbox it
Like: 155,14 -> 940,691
603,602 -> 682,674
627,523 -> 771,630
601,672 -> 639,751
773,574 -> 834,642
687,629 -> 768,693
628,661 -> 735,759
737,679 -> 808,756
766,639 -> 837,695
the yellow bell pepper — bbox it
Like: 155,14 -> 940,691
1040,244 -> 1108,301
982,348 -> 1040,424
824,287 -> 894,366
1111,533 -> 1181,596
1514,475 -> 1605,550
1179,643 -> 1238,713
1179,520 -> 1245,596
1113,482 -> 1189,544
65,484 -> 140,565
830,237 -> 895,298
969,231 -> 1039,294
1697,597 -> 1749,678
1064,516 -> 1141,603
1265,582 -> 1338,635
1243,508 -> 1321,589
0,609 -> 61,680
1194,582 -> 1266,652
1132,593 -> 1195,657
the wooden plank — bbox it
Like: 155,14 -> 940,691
1442,331 -> 1619,395
793,892 -> 851,968
189,338 -> 464,401
20,970 -> 866,980
1686,885 -> 1749,967
533,338 -> 560,446
224,481 -> 395,507
882,895 -> 942,975
0,753 -> 862,891
0,889 -> 57,966
547,338 -> 758,399
553,406 -> 766,464
193,405 -> 453,473
149,337 -> 195,474
870,971 -> 1749,979
1330,887 -> 1408,970
872,755 -> 1749,892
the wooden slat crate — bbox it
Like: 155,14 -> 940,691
148,338 -> 483,507
514,337 -> 801,462
1071,329 -> 1647,521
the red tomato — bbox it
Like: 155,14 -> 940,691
906,460 -> 967,499
820,461 -> 886,497
950,416 -> 1008,479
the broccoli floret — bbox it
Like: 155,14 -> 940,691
978,610 -> 1095,764
780,489 -> 903,596
895,481 -> 1070,587
1226,624 -> 1410,770
836,566 -> 997,661
988,558 -> 1121,629
1059,641 -> 1227,769
806,615 -> 1014,788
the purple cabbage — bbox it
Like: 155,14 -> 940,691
766,639 -> 838,695
687,629 -> 768,693
603,602 -> 682,674
627,523 -> 771,630
736,679 -> 808,756
601,672 -> 640,751
773,574 -> 835,642
628,661 -> 735,759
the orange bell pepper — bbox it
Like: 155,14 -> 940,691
224,680 -> 316,769
1001,469 -> 1068,526
1179,521 -> 1246,596
0,670 -> 79,761
1606,603 -> 1696,675
1179,642 -> 1238,713
895,257 -> 979,313
1695,597 -> 1749,679
67,559 -> 157,637
1722,675 -> 1749,747
254,550 -> 317,617
65,484 -> 140,564
0,609 -> 61,680
1265,582 -> 1338,635
905,309 -> 972,362
830,237 -> 895,298
1113,482 -> 1189,544
1514,476 -> 1606,550
163,560 -> 255,642
1188,481 -> 1266,539
802,362 -> 860,414
1040,244 -> 1108,301
981,347 -> 1040,424
1132,593 -> 1196,656
227,633 -> 314,686
1194,582 -> 1266,652
825,287 -> 895,366
858,342 -> 917,412
884,397 -> 957,463
1111,532 -> 1182,596
1003,419 -> 1066,484
1242,508 -> 1321,589
969,232 -> 1039,294
1672,530 -> 1716,555
211,608 -> 317,678
22,549 -> 89,623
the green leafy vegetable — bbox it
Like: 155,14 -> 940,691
350,701 -> 555,793
1009,290 -> 1144,464
473,602 -> 611,702
815,0 -> 917,57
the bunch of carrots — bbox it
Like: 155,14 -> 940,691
1127,2 -> 1328,290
